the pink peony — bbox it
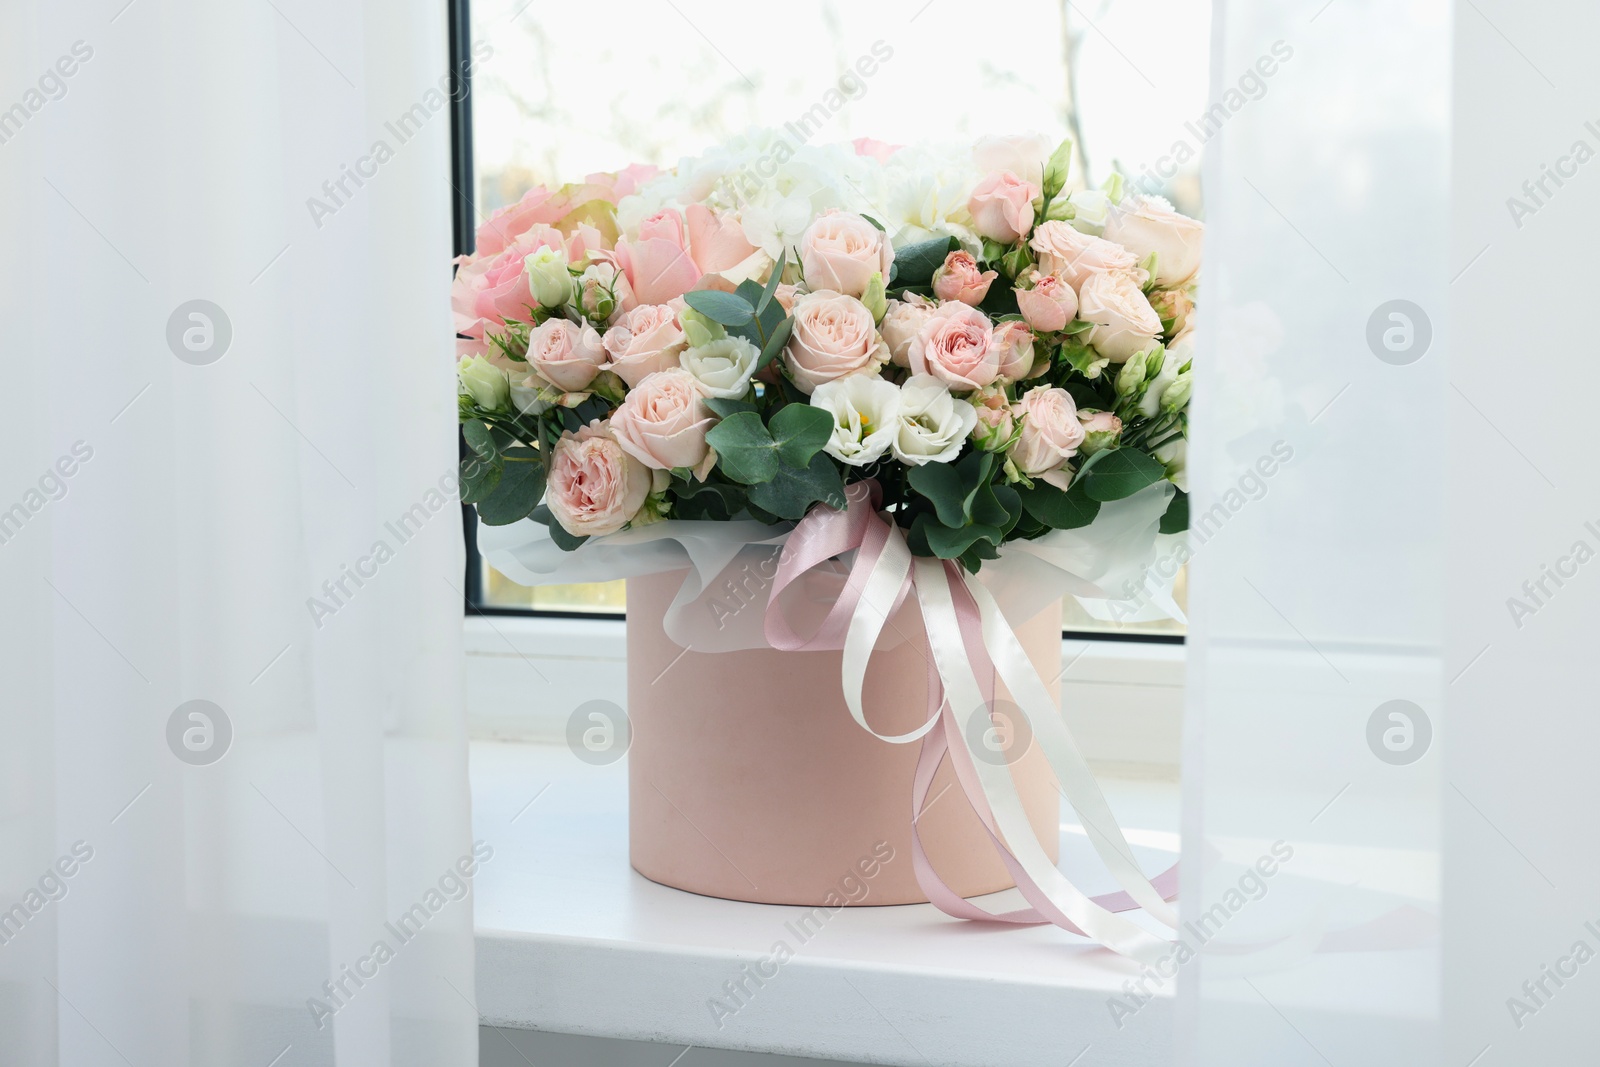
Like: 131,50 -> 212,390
908,302 -> 999,390
545,421 -> 652,538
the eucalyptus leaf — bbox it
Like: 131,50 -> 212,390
906,451 -> 993,527
768,403 -> 833,467
683,289 -> 755,326
530,504 -> 588,550
475,450 -> 546,525
458,455 -> 501,505
746,453 -> 846,519
1160,489 -> 1189,534
756,315 -> 793,370
1079,448 -> 1166,502
1017,480 -> 1100,530
462,419 -> 497,460
756,249 -> 787,315
704,411 -> 779,484
889,235 -> 958,288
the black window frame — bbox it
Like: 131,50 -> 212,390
446,0 -> 1180,643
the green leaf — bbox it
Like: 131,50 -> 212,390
1017,480 -> 1101,530
673,479 -> 749,522
705,411 -> 780,484
756,249 -> 787,315
861,215 -> 886,232
683,289 -> 755,326
1160,489 -> 1189,534
756,315 -> 793,370
530,504 -> 588,550
459,455 -> 502,505
746,453 -> 846,520
1079,448 -> 1167,502
906,451 -> 993,527
768,404 -> 833,468
889,235 -> 958,288
475,449 -> 546,525
1060,338 -> 1110,380
704,396 -> 758,419
918,515 -> 1004,559
1062,319 -> 1094,336
462,419 -> 497,460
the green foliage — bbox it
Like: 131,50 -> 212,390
474,447 -> 546,526
682,289 -> 755,326
1160,489 -> 1189,534
704,405 -> 833,486
747,453 -> 846,519
890,235 -> 959,289
530,504 -> 587,549
1017,479 -> 1101,529
1078,447 -> 1167,502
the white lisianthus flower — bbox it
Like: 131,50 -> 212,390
457,355 -> 510,411
1139,332 -> 1193,418
1154,438 -> 1188,492
680,337 -> 761,399
893,375 -> 978,466
524,246 -> 572,308
810,374 -> 900,466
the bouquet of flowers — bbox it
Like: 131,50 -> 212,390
453,133 -> 1198,571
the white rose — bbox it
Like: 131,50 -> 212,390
810,374 -> 900,467
1139,332 -> 1193,418
524,246 -> 573,308
1078,271 -> 1164,363
680,336 -> 760,399
1101,195 -> 1204,288
1154,438 -> 1187,492
457,355 -> 510,411
893,375 -> 978,466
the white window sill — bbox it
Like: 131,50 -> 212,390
464,614 -> 1185,775
470,739 -> 1180,1067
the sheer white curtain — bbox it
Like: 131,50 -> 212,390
1,2 -> 474,1065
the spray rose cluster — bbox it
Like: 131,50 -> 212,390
452,133 -> 1198,566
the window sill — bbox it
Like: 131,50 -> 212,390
470,739 -> 1180,1066
464,614 -> 1184,775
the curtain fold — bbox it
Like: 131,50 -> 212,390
0,2 -> 475,1064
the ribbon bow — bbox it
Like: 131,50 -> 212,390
763,481 -> 1180,961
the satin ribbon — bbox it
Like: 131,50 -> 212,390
764,482 -> 1180,962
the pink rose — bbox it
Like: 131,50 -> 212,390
931,251 -> 997,306
1101,194 -> 1204,287
1011,386 -> 1086,478
967,171 -> 1041,244
609,368 -> 716,474
1029,220 -> 1144,291
773,282 -> 800,313
798,210 -> 895,299
852,137 -> 902,163
972,134 -> 1051,188
990,320 -> 1038,381
686,204 -> 758,274
603,304 -> 687,387
615,209 -> 703,306
968,386 -> 1016,452
545,420 -> 652,538
879,293 -> 938,368
1014,271 -> 1079,333
582,162 -> 661,203
452,225 -> 567,337
784,290 -> 889,394
1078,270 -> 1163,363
1078,409 -> 1124,447
527,318 -> 607,392
474,186 -> 563,258
908,302 -> 999,390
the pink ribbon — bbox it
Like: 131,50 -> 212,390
763,481 -> 1179,951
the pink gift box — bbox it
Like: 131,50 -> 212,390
627,568 -> 1062,906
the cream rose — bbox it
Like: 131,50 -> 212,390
608,368 -> 716,475
784,290 -> 890,394
1078,271 -> 1163,363
457,355 -> 510,411
1014,271 -> 1079,333
908,302 -> 999,391
545,420 -> 652,537
1101,194 -> 1204,288
879,294 -> 938,368
797,210 -> 895,299
680,336 -> 760,399
810,373 -> 900,467
603,304 -> 687,387
1011,385 -> 1086,477
893,375 -> 977,466
526,318 -> 607,392
1029,220 -> 1144,291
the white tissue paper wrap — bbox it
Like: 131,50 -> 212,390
478,481 -> 1184,652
